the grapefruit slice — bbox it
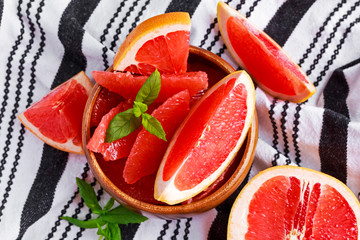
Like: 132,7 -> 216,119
154,71 -> 255,204
18,71 -> 93,154
123,90 -> 190,184
113,12 -> 191,75
87,100 -> 139,161
217,2 -> 316,103
92,71 -> 208,102
228,166 -> 360,239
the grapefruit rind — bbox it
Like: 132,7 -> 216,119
18,71 -> 93,154
113,12 -> 191,72
154,71 -> 255,205
217,2 -> 316,103
227,166 -> 360,239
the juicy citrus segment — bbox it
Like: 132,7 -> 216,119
18,71 -> 92,154
228,166 -> 360,240
87,100 -> 138,161
154,71 -> 255,205
92,70 -> 208,102
90,88 -> 124,127
113,12 -> 191,75
217,2 -> 316,103
123,90 -> 190,184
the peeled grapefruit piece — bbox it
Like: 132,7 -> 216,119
18,71 -> 93,154
217,2 -> 316,103
90,88 -> 124,127
123,90 -> 190,184
87,100 -> 139,161
228,166 -> 360,239
154,71 -> 255,204
92,71 -> 208,102
113,12 -> 191,75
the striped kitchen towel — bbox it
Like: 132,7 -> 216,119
0,0 -> 359,239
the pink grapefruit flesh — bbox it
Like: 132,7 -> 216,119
123,90 -> 191,184
92,71 -> 208,102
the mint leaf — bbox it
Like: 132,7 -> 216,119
60,216 -> 106,229
103,198 -> 114,212
102,205 -> 148,224
76,178 -> 102,214
142,113 -> 167,141
106,108 -> 141,143
135,69 -> 161,105
108,223 -> 121,240
133,101 -> 148,118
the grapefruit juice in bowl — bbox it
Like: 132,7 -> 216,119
83,46 -> 258,216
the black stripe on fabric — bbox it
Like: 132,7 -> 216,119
199,0 -> 236,49
18,1 -> 100,239
319,69 -> 350,184
170,219 -> 181,240
165,0 -> 201,16
338,56 -> 360,70
0,0 -> 25,132
183,217 -> 192,240
51,0 -> 100,89
292,102 -> 305,166
0,0 -> 37,223
263,0 -> 316,46
269,99 -> 280,166
306,0 -> 360,78
298,0 -> 347,67
0,0 -> 4,28
109,0 -> 141,53
45,164 -> 90,240
128,0 -> 150,34
17,145 -> 69,239
280,101 -> 291,165
313,15 -> 360,87
208,171 -> 251,240
158,220 -> 172,240
100,0 -> 128,70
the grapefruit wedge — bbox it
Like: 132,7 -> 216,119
113,12 -> 191,75
228,166 -> 360,239
154,71 -> 255,205
217,2 -> 316,103
18,71 -> 93,154
92,71 -> 208,102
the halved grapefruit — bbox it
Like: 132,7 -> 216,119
18,71 -> 93,154
228,166 -> 360,239
154,71 -> 255,204
123,90 -> 190,184
217,2 -> 316,103
92,71 -> 208,102
113,12 -> 191,75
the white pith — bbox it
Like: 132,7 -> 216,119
227,166 -> 360,239
18,71 -> 92,155
154,71 -> 255,205
115,24 -> 191,71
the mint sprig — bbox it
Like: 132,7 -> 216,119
105,69 -> 167,142
61,178 -> 147,240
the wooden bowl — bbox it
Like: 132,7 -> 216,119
82,45 -> 258,216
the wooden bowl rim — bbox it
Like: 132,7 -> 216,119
82,45 -> 258,215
